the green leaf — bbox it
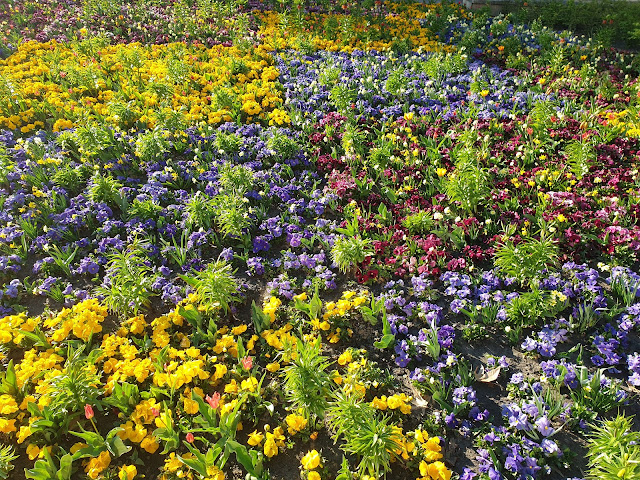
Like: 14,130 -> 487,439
251,301 -> 270,334
106,427 -> 131,457
374,312 -> 395,349
18,329 -> 51,348
69,430 -> 104,447
227,440 -> 261,476
178,454 -> 208,477
374,334 -> 395,350
0,361 -> 18,396
57,454 -> 73,480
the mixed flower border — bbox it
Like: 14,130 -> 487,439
0,1 -> 639,480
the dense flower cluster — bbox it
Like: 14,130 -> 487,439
1,1 -> 640,480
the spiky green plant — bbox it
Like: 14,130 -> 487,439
214,132 -> 243,154
88,173 -> 127,211
186,192 -> 217,230
565,140 -> 594,180
328,392 -> 403,479
384,69 -> 407,96
331,236 -> 372,274
267,130 -> 299,159
214,194 -> 251,238
586,415 -> 640,480
403,211 -> 433,235
282,336 -> 333,421
0,445 -> 17,479
218,163 -> 254,196
94,239 -> 154,318
445,150 -> 489,214
52,164 -> 91,196
494,233 -> 559,287
180,260 -> 239,313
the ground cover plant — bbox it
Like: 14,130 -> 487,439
0,0 -> 640,479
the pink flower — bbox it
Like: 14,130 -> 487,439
84,404 -> 94,420
186,432 -> 194,443
206,392 -> 221,410
241,356 -> 253,370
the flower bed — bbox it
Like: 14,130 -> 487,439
0,1 -> 639,480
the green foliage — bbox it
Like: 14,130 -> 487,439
47,346 -> 102,413
94,240 -> 154,318
610,273 -> 640,308
403,211 -> 433,235
0,445 -> 16,480
328,392 -> 403,479
445,150 -> 489,214
218,163 -> 254,196
506,288 -> 567,332
214,193 -> 251,238
52,165 -> 90,196
186,192 -> 217,230
281,336 -> 333,421
331,236 -> 372,274
494,233 -> 559,287
586,415 -> 640,480
529,100 -> 558,132
384,69 -> 407,96
565,140 -> 594,180
129,198 -> 163,222
571,302 -> 602,334
180,260 -> 239,313
28,346 -> 102,442
88,172 -> 128,212
135,128 -> 171,163
215,132 -> 243,154
570,368 -> 627,422
25,448 -> 72,480
419,51 -> 467,85
267,130 -> 299,159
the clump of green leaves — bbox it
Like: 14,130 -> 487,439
186,192 -> 216,230
52,164 -> 91,196
267,130 -> 300,159
282,336 -> 333,422
331,236 -> 372,274
88,172 -> 128,212
0,445 -> 16,479
180,260 -> 239,313
571,368 -> 627,423
215,131 -> 243,154
565,139 -> 594,180
403,211 -> 433,235
94,239 -> 154,318
586,414 -> 640,480
494,231 -> 559,287
384,69 -> 407,96
328,392 -> 403,479
445,148 -> 489,214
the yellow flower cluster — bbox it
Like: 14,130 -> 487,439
412,430 -> 450,480
257,2 -> 459,54
249,424 -> 286,458
85,450 -> 111,479
117,399 -> 161,454
0,40 -> 284,132
319,290 -> 366,343
370,393 -> 413,414
285,412 -> 308,435
263,296 -> 282,323
43,298 -> 107,342
0,313 -> 38,345
603,109 -> 640,138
